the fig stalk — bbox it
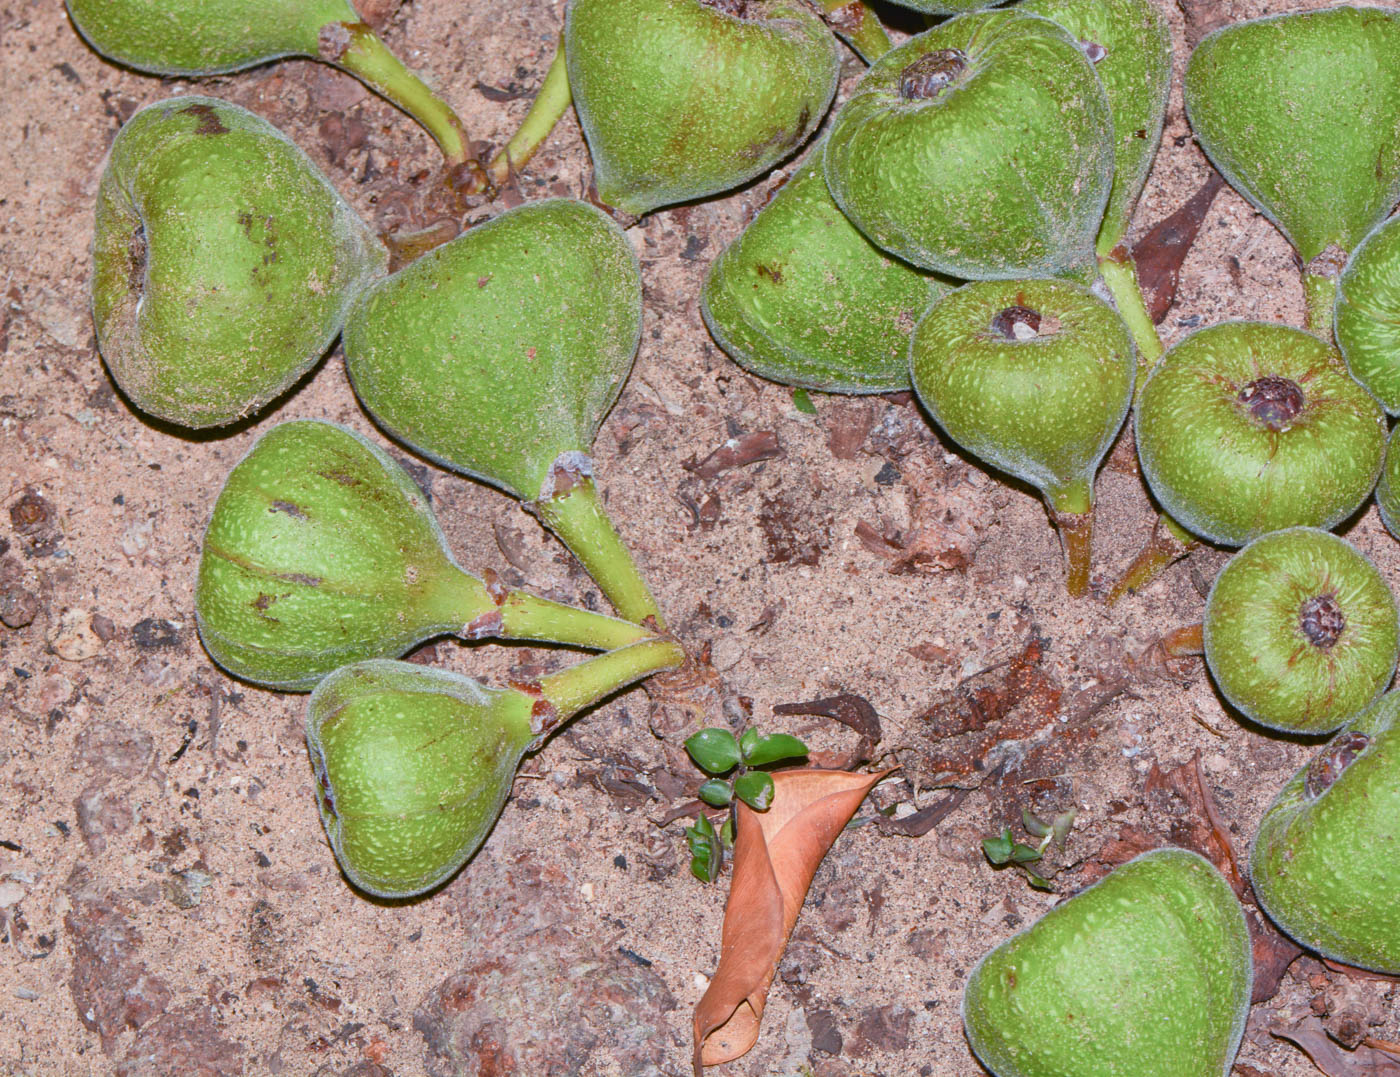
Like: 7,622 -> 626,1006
463,34 -> 573,196
1097,248 -> 1164,369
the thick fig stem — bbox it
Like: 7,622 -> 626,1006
1047,477 -> 1094,599
1303,252 -> 1344,341
467,34 -> 573,196
1106,513 -> 1198,605
819,0 -> 892,63
538,637 -> 686,730
1098,248 -> 1163,375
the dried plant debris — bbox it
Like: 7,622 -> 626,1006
1132,171 -> 1227,324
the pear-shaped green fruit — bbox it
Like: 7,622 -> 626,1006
702,149 -> 953,393
1337,215 -> 1400,414
824,12 -> 1113,281
307,637 -> 684,897
1135,322 -> 1386,547
343,198 -> 662,626
67,0 -> 479,178
909,278 -> 1134,596
964,848 -> 1252,1077
1019,0 -> 1172,256
1204,528 -> 1398,735
196,420 -> 656,690
1252,692 -> 1400,973
92,97 -> 386,429
564,0 -> 839,218
1377,425 -> 1400,540
1184,6 -> 1400,266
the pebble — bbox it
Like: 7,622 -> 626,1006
47,608 -> 105,661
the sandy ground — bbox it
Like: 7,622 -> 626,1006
0,0 -> 1395,1073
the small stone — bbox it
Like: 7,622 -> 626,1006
0,881 -> 25,907
131,617 -> 183,650
164,868 -> 214,910
48,608 -> 105,661
0,586 -> 39,628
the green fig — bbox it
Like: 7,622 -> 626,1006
909,278 -> 1135,596
1204,528 -> 1398,736
1135,322 -> 1386,547
964,848 -> 1252,1077
1184,6 -> 1400,330
67,0 -> 482,182
564,0 -> 839,218
92,96 -> 387,429
823,12 -> 1114,281
1252,692 -> 1400,973
882,1 -> 1006,13
1336,215 -> 1400,414
1378,425 -> 1400,540
343,198 -> 663,627
196,420 -> 657,691
307,637 -> 684,897
702,148 -> 954,394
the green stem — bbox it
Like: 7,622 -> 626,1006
538,637 -> 686,726
531,471 -> 666,629
1046,477 -> 1094,599
470,35 -> 573,195
1105,512 -> 1199,605
1304,269 -> 1339,342
324,20 -> 486,188
1098,249 -> 1164,376
818,0 -> 893,63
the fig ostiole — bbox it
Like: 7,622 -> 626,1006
343,198 -> 664,627
1336,214 -> 1400,414
92,96 -> 387,429
964,848 -> 1252,1077
1252,691 -> 1400,974
909,278 -> 1135,597
1203,527 -> 1399,735
196,421 -> 659,691
307,637 -> 684,898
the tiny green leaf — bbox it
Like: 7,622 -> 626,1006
742,732 -> 809,767
1052,808 -> 1078,847
685,728 -> 742,774
739,727 -> 761,759
792,388 -> 817,414
1022,809 -> 1052,839
1024,868 -> 1053,891
734,771 -> 776,811
1011,843 -> 1043,864
698,779 -> 733,807
686,814 -> 722,883
720,814 -> 735,848
983,828 -> 1015,865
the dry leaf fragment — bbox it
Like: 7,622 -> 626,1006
692,768 -> 891,1072
1272,1016 -> 1400,1075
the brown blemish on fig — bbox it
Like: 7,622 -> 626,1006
1239,376 -> 1305,431
316,469 -> 362,487
824,2 -> 865,35
1080,40 -> 1108,64
317,21 -> 365,63
269,500 -> 308,520
1298,594 -> 1345,649
178,103 -> 228,136
700,0 -> 749,16
463,608 -> 504,640
756,263 -> 783,285
899,49 -> 968,102
1305,730 -> 1371,798
482,568 -> 511,606
127,224 -> 147,293
990,306 -> 1042,341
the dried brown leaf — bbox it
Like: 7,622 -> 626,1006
1273,1016 -> 1400,1076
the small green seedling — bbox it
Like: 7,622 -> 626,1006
982,808 -> 1077,891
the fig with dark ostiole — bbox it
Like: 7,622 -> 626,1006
1252,692 -> 1400,973
307,637 -> 684,897
343,198 -> 664,627
1184,7 -> 1400,333
67,0 -> 482,184
1204,528 -> 1398,735
964,848 -> 1252,1077
93,97 -> 387,429
824,11 -> 1113,281
909,278 -> 1134,597
197,421 -> 658,691
564,0 -> 839,218
702,148 -> 953,394
1336,215 -> 1400,413
1135,322 -> 1386,547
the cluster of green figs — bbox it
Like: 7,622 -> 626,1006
71,0 -> 1400,1072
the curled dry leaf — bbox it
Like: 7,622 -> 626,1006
693,768 -> 893,1073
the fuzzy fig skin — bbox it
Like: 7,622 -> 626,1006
1378,426 -> 1400,540
564,0 -> 838,218
702,149 -> 953,394
883,1 -> 1004,14
1019,0 -> 1172,256
1184,6 -> 1400,264
1252,692 -> 1400,973
343,199 -> 641,502
823,12 -> 1113,281
92,97 -> 386,428
1204,528 -> 1399,735
1134,322 -> 1386,547
964,849 -> 1252,1077
1337,215 -> 1400,414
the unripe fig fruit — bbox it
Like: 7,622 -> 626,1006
196,421 -> 656,690
564,0 -> 839,218
823,12 -> 1113,281
92,97 -> 386,428
1019,0 -> 1172,256
307,638 -> 684,897
343,198 -> 663,626
1378,425 -> 1400,541
702,149 -> 953,393
1204,528 -> 1398,735
1252,692 -> 1400,973
1184,6 -> 1400,266
909,278 -> 1134,596
1336,215 -> 1400,414
964,849 -> 1252,1077
67,0 -> 480,180
1135,322 -> 1385,547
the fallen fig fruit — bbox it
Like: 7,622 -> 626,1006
1336,214 -> 1400,413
